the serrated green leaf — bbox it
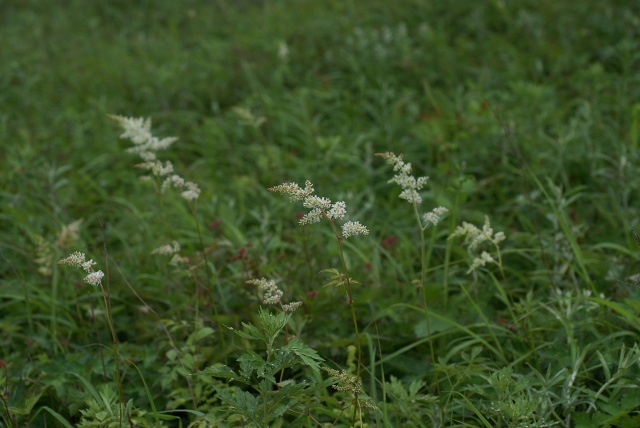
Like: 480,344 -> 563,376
574,411 -> 609,428
238,351 -> 274,384
272,347 -> 298,371
320,268 -> 347,287
228,322 -> 265,342
283,338 -> 324,374
204,364 -> 252,385
214,385 -> 263,425
274,381 -> 308,398
258,308 -> 289,343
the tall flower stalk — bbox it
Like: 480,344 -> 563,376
267,180 -> 369,424
448,216 -> 536,360
377,152 -> 448,394
268,180 -> 369,419
58,252 -> 126,426
109,116 -> 223,343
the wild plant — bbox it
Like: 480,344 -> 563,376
382,375 -> 439,427
465,367 -> 553,428
449,215 -> 506,277
247,277 -> 303,315
321,366 -> 379,426
268,181 -> 368,366
57,251 -> 128,425
376,152 -> 448,393
267,180 -> 370,425
110,115 -> 229,356
109,116 -> 210,319
76,384 -> 168,428
204,295 -> 325,426
447,215 -> 534,361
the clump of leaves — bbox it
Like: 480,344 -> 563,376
383,376 -> 439,427
466,367 -> 553,428
203,308 -> 326,427
77,385 -> 167,428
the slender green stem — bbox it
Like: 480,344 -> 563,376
413,204 -> 439,395
326,217 -> 362,427
96,227 -> 126,427
443,186 -> 461,309
328,219 -> 362,378
99,283 -> 125,427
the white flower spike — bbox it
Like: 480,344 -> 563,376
268,180 -> 369,239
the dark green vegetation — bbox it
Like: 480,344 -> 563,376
3,0 -> 640,426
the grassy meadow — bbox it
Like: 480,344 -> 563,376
3,0 -> 640,426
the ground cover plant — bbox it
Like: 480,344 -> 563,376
3,0 -> 640,426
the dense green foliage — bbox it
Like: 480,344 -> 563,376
3,0 -> 640,426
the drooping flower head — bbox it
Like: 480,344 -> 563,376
247,277 -> 303,312
268,180 -> 369,239
58,251 -> 105,286
377,151 -> 449,230
111,115 -> 200,201
376,152 -> 429,205
449,216 -> 506,274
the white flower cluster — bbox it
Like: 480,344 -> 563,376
268,180 -> 369,239
151,241 -> 187,265
377,152 -> 449,229
151,241 -> 181,256
247,277 -> 302,312
137,160 -> 174,176
58,251 -> 104,286
423,206 -> 449,226
467,251 -> 496,274
247,278 -> 284,305
111,115 -> 200,201
450,216 -> 505,251
55,218 -> 83,250
342,221 -> 370,238
109,116 -> 177,161
282,301 -> 303,312
377,152 -> 428,204
449,216 -> 506,274
160,174 -> 201,201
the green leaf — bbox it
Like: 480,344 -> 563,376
10,388 -> 44,415
258,308 -> 289,343
283,338 -> 324,374
574,412 -> 609,428
320,268 -> 349,288
188,326 -> 215,345
204,364 -> 251,385
36,407 -> 75,428
228,322 -> 265,342
214,386 -> 263,425
238,351 -> 275,384
272,348 -> 299,373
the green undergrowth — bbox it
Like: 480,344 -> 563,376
2,0 -> 640,426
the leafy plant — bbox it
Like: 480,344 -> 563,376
204,308 -> 326,426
